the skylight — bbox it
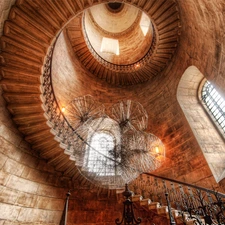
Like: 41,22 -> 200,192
100,37 -> 119,55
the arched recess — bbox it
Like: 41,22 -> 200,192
177,66 -> 225,183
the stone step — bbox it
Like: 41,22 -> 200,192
7,103 -> 43,115
140,198 -> 151,209
157,205 -> 168,215
25,128 -> 53,144
130,194 -> 206,225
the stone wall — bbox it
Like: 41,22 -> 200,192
52,25 -> 221,192
67,190 -> 121,225
177,66 -> 225,184
0,87 -> 66,224
0,86 -> 123,224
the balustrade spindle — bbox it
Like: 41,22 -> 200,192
130,173 -> 225,225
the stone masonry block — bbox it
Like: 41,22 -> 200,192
0,152 -> 7,169
3,158 -> 25,176
0,186 -> 18,204
0,203 -> 20,220
6,175 -> 39,194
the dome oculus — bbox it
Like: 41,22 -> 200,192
106,2 -> 124,13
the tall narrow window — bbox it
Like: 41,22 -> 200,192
177,66 -> 225,182
201,80 -> 225,135
85,132 -> 116,176
139,12 -> 150,36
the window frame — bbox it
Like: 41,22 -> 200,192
84,130 -> 118,177
199,79 -> 225,140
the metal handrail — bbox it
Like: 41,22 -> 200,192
130,173 -> 225,225
42,32 -> 225,225
143,172 -> 225,198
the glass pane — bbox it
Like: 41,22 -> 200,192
202,81 -> 225,135
85,132 -> 116,176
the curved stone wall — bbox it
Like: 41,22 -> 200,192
0,88 -> 66,224
83,4 -> 153,65
1,0 -> 224,188
0,88 -> 121,224
0,0 -> 225,224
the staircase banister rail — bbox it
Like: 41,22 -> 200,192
142,172 -> 225,198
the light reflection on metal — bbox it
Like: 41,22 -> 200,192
115,184 -> 142,225
59,191 -> 71,225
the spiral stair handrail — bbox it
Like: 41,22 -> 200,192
41,44 -> 74,145
129,173 -> 225,224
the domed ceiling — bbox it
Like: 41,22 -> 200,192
83,3 -> 154,65
64,1 -> 181,85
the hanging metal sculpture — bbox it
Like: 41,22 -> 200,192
109,100 -> 148,133
62,95 -> 165,189
65,95 -> 105,129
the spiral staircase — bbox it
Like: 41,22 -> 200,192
1,1 -> 225,224
59,173 -> 225,224
0,0 -> 181,189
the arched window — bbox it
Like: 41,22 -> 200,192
85,132 -> 116,176
177,66 -> 225,183
201,80 -> 225,136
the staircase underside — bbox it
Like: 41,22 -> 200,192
0,0 -> 180,189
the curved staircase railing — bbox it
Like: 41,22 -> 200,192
60,173 -> 225,225
129,173 -> 225,225
41,41 -> 80,149
82,11 -> 157,73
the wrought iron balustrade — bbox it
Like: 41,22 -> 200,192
130,173 -> 225,225
41,43 -> 78,151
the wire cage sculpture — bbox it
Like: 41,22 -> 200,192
62,95 -> 165,189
